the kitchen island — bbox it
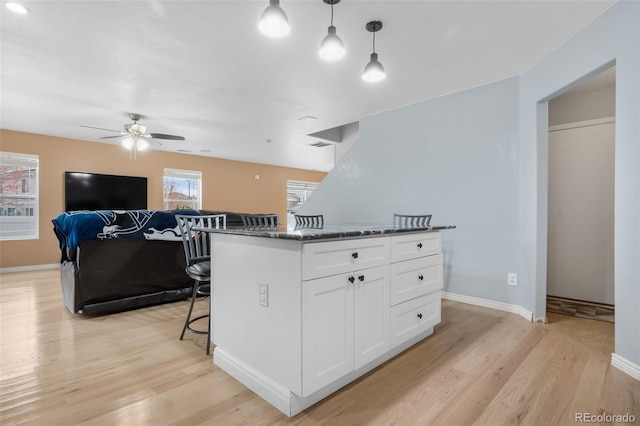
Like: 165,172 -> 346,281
202,224 -> 454,417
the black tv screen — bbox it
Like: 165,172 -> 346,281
65,172 -> 148,211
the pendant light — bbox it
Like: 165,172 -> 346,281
362,21 -> 386,82
258,0 -> 290,38
318,0 -> 345,61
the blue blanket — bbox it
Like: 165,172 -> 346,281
52,209 -> 200,261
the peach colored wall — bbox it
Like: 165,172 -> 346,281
0,130 -> 326,268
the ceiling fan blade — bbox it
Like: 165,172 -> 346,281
100,135 -> 124,139
150,133 -> 185,141
80,125 -> 122,133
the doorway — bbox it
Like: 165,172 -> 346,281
546,67 -> 616,325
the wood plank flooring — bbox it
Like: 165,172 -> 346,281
547,295 -> 615,323
1,270 -> 638,425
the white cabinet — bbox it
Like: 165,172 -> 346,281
390,290 -> 440,348
353,266 -> 390,368
389,232 -> 442,349
302,237 -> 389,280
210,230 -> 443,417
390,254 -> 442,306
302,272 -> 354,396
302,238 -> 390,397
390,232 -> 441,263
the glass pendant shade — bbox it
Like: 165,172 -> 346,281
319,26 -> 345,61
136,139 -> 149,151
6,2 -> 28,14
258,0 -> 290,38
362,52 -> 386,82
121,137 -> 135,150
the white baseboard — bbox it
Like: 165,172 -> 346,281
441,291 -> 534,322
214,347 -> 294,416
214,328 -> 435,417
0,263 -> 59,274
611,353 -> 640,380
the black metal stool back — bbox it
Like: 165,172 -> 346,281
240,213 -> 279,229
393,214 -> 432,229
294,214 -> 324,229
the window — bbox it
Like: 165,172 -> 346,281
0,152 -> 39,240
286,180 -> 319,229
163,168 -> 202,210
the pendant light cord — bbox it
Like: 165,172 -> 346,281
372,29 -> 376,53
330,2 -> 334,26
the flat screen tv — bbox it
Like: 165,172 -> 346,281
65,172 -> 148,211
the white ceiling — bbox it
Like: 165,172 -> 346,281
1,0 -> 616,172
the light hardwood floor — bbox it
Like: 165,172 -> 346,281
1,270 -> 638,425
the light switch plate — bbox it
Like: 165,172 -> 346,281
259,283 -> 269,307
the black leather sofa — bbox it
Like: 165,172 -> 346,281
58,210 -> 246,315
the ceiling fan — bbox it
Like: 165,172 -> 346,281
81,113 -> 185,153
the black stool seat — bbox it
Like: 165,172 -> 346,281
187,261 -> 210,280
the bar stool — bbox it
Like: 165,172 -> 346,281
175,214 -> 226,355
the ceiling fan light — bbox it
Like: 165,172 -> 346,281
319,26 -> 345,61
122,137 -> 135,150
258,0 -> 290,38
136,139 -> 149,151
362,52 -> 386,82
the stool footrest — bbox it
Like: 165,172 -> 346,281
184,314 -> 209,335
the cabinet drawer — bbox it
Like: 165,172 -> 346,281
390,254 -> 442,306
390,291 -> 440,348
302,237 -> 390,281
390,232 -> 441,263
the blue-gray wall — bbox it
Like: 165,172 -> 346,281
301,1 -> 639,369
518,1 -> 639,368
303,77 -> 521,306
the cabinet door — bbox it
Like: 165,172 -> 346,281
354,265 -> 390,369
302,273 -> 354,397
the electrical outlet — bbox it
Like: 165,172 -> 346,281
259,283 -> 269,307
508,272 -> 518,286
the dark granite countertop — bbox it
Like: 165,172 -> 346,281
194,224 -> 456,241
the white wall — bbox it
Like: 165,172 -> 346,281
302,1 -> 639,370
333,121 -> 360,164
547,121 -> 615,304
546,81 -> 616,306
549,85 -> 615,126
